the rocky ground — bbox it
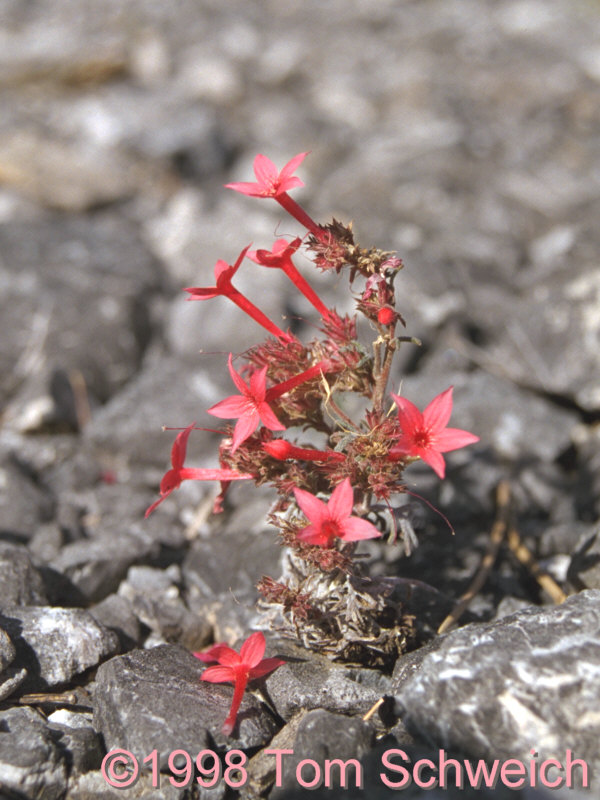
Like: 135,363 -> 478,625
1,0 -> 600,797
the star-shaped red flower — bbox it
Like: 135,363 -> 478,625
293,478 -> 381,547
225,153 -> 307,198
144,422 -> 252,517
389,387 -> 479,479
199,632 -> 285,735
184,245 -> 291,341
207,355 -> 286,453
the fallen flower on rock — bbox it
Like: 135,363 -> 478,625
199,632 -> 285,735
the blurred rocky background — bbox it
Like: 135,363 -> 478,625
1,0 -> 600,797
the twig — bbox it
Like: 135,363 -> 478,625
437,481 -> 511,634
362,697 -> 385,721
69,368 -> 91,428
506,526 -> 567,604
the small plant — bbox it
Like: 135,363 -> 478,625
147,151 -> 479,678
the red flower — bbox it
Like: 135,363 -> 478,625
248,238 -> 331,319
225,153 -> 307,198
293,478 -> 381,547
207,355 -> 286,453
208,356 -> 331,453
389,387 -> 479,479
144,422 -> 252,517
184,245 -> 291,341
200,632 -> 285,735
225,152 -> 326,241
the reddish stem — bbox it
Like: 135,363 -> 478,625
279,258 -> 331,318
264,440 -> 344,463
266,361 -> 329,401
222,670 -> 249,735
276,193 -> 327,242
226,286 -> 292,341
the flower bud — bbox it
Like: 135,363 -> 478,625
377,307 -> 396,326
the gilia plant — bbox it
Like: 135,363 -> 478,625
147,152 -> 478,672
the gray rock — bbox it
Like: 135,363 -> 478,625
183,506 -> 282,600
0,454 -> 55,540
0,606 -> 119,691
188,592 -> 264,646
0,664 -> 28,702
567,529 -> 600,591
264,639 -> 383,721
93,645 -> 278,760
0,131 -> 140,211
0,706 -> 67,800
571,423 -> 600,519
473,272 -> 600,412
0,214 -> 161,420
47,709 -> 104,776
0,542 -> 47,606
269,710 -> 374,799
118,565 -> 211,650
0,628 -> 27,701
84,352 -> 222,469
0,628 -> 15,671
66,770 -> 192,799
89,593 -> 144,651
50,530 -> 160,604
393,591 -> 600,775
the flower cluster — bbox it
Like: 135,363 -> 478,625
146,152 -> 479,730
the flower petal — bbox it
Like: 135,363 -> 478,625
230,410 -> 260,452
184,286 -> 219,299
391,393 -> 423,436
249,657 -> 286,680
171,422 -> 196,470
209,646 -> 242,667
224,180 -> 265,196
419,448 -> 447,479
257,402 -> 286,432
388,433 -> 418,456
339,516 -> 382,541
200,665 -> 237,683
193,643 -> 229,663
249,366 -> 268,401
207,394 -> 251,419
327,478 -> 354,520
214,259 -> 233,283
296,524 -> 329,546
239,632 -> 266,668
144,490 -> 171,518
422,387 -> 454,433
276,175 -> 303,195
227,353 -> 250,396
253,153 -> 278,187
293,487 -> 328,525
278,152 -> 308,186
434,428 -> 480,453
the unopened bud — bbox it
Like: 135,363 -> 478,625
377,307 -> 396,326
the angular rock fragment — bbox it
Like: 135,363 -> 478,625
393,591 -> 600,778
0,606 -> 119,692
